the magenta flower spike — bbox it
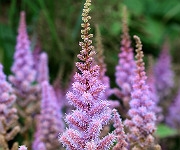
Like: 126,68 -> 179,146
8,12 -> 40,144
33,81 -> 64,150
154,40 -> 174,99
9,11 -> 36,92
37,52 -> 49,84
0,64 -> 20,149
114,7 -> 135,100
9,11 -> 39,106
112,109 -> 128,150
59,1 -> 123,149
0,64 -> 16,106
125,36 -> 159,149
166,88 -> 180,129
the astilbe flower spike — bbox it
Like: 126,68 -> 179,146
0,64 -> 20,150
112,109 -> 128,150
125,36 -> 160,150
9,11 -> 38,101
113,6 -> 136,112
166,88 -> 180,129
8,11 -> 40,146
60,1 -> 121,149
33,81 -> 64,150
154,40 -> 174,99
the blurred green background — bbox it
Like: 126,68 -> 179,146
0,0 -> 180,85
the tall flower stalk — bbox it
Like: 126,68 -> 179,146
125,36 -> 160,150
59,1 -> 126,149
113,6 -> 136,115
8,11 -> 40,146
0,64 -> 20,150
33,81 -> 64,150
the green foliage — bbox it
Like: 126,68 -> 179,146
156,124 -> 177,138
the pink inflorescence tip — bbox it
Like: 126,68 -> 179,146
9,11 -> 37,95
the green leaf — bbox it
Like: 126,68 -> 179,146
110,21 -> 121,36
123,0 -> 145,16
143,18 -> 165,45
156,124 -> 177,138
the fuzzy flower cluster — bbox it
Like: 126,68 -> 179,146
8,11 -> 41,147
114,6 -> 135,101
166,89 -> 180,129
154,41 -> 174,98
112,109 -> 127,150
0,64 -> 20,150
59,1 -> 126,149
125,36 -> 157,149
33,81 -> 64,150
9,11 -> 38,105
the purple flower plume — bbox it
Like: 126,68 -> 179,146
166,88 -> 180,129
154,40 -> 174,98
112,109 -> 128,150
114,7 -> 135,100
125,36 -> 158,149
9,11 -> 39,105
0,64 -> 20,149
59,1 -> 126,149
0,64 -> 16,106
33,81 -> 64,150
8,12 -> 40,144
